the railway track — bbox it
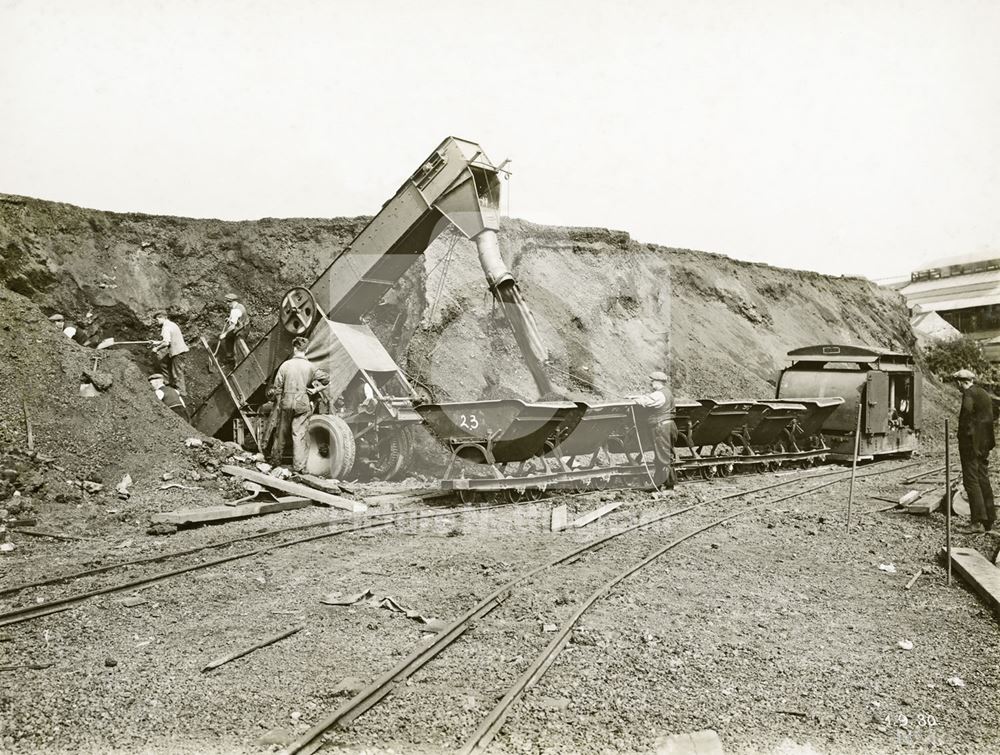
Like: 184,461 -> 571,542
0,454 -> 838,608
279,457 -> 924,755
0,499 -> 533,628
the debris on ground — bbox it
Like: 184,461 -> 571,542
115,473 -> 132,500
320,588 -> 440,625
201,625 -> 304,672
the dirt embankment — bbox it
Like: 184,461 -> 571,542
1,192 -> 952,470
409,219 -> 952,438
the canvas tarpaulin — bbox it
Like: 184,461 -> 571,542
304,320 -> 400,402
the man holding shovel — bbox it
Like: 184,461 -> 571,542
151,311 -> 190,397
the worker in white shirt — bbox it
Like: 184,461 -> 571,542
219,293 -> 251,369
151,311 -> 190,397
629,370 -> 677,490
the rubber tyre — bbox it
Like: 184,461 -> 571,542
306,414 -> 357,480
367,426 -> 413,481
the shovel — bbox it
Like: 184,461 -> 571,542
224,481 -> 269,507
96,338 -> 157,350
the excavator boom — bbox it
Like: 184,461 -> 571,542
192,137 -> 551,438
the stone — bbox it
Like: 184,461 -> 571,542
255,728 -> 293,747
333,676 -> 366,696
82,369 -> 113,391
654,729 -> 724,755
535,696 -> 571,711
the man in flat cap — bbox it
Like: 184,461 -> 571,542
952,369 -> 996,534
151,311 -> 189,397
48,313 -> 69,336
629,370 -> 677,490
218,293 -> 251,370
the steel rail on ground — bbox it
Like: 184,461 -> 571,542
0,499 -> 486,599
457,472 -> 899,755
0,501 -> 525,628
280,458 -> 923,755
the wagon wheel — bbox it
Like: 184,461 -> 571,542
767,440 -> 787,471
457,487 -> 479,505
711,442 -> 736,477
700,462 -> 718,480
280,287 -> 321,336
505,485 -> 539,503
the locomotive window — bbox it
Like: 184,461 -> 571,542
889,375 -> 913,426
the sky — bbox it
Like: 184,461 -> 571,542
2,0 -> 999,281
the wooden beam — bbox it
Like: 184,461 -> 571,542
942,547 -> 1000,617
293,474 -> 349,496
571,500 -> 624,529
551,504 -> 567,532
150,497 -> 313,526
221,465 -> 365,512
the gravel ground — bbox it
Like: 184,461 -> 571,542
1,458 -> 998,755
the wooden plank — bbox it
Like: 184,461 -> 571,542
943,547 -> 1000,617
571,500 -> 624,529
551,504 -> 567,532
150,497 -> 313,526
293,473 -> 349,495
221,465 -> 365,512
907,501 -> 934,515
199,336 -> 258,447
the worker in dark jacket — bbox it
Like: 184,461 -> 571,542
953,369 -> 996,534
148,373 -> 189,421
270,337 -> 330,473
629,370 -> 677,490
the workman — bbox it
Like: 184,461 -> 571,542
952,369 -> 996,534
628,370 -> 677,490
58,314 -> 79,340
151,311 -> 189,397
48,313 -> 71,337
148,373 -> 189,421
71,311 -> 101,347
219,293 -> 251,369
270,336 -> 330,473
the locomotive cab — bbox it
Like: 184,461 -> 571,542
776,344 -> 921,460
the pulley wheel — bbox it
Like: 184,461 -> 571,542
280,287 -> 319,336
